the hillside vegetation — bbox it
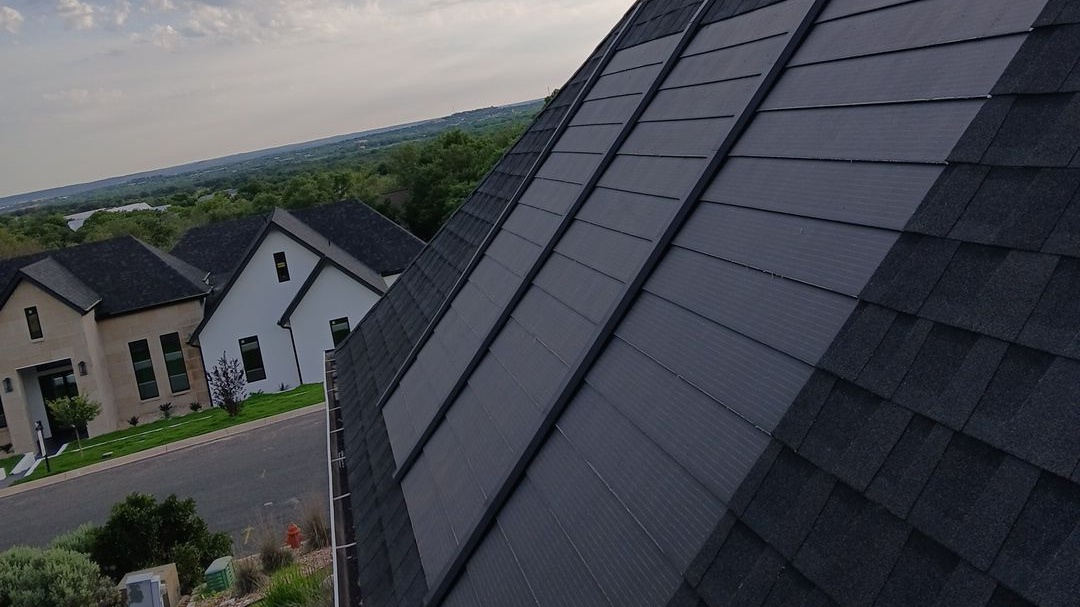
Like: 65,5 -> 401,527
0,104 -> 538,259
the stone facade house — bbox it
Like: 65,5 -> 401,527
0,237 -> 211,454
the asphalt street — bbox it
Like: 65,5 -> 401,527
0,410 -> 329,554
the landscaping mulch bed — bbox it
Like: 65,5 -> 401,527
183,546 -> 332,607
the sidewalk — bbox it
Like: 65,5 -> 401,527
0,403 -> 325,500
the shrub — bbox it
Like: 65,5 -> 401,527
50,524 -> 100,555
259,534 -> 294,574
0,546 -> 122,607
1,443 -> 12,454
158,402 -> 174,419
231,558 -> 264,598
127,416 -> 139,427
299,498 -> 330,551
188,401 -> 202,413
90,493 -> 233,593
208,352 -> 247,417
261,567 -> 324,607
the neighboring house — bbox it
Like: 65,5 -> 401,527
327,3 -> 1080,607
173,201 -> 422,393
0,237 -> 211,454
64,202 -> 167,231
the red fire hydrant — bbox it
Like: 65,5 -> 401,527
286,523 -> 302,549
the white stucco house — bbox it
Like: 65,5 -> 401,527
171,201 -> 422,393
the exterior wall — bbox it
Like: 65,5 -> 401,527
198,229 -> 320,394
0,281 -> 210,453
290,265 -> 381,385
0,282 -> 96,453
96,299 -> 210,427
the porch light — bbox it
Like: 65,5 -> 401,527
2,378 -> 11,393
78,361 -> 88,376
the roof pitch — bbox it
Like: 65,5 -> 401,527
170,213 -> 266,286
19,257 -> 101,312
290,200 -> 424,275
329,8 -> 637,604
171,201 -> 422,291
0,236 -> 210,317
332,1 -> 1080,607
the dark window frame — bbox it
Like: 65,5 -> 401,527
273,252 -> 290,283
330,317 -> 351,347
24,307 -> 42,340
0,395 -> 7,429
128,339 -> 160,400
159,333 -> 191,394
239,336 -> 267,383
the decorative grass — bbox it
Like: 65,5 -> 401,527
18,384 -> 324,483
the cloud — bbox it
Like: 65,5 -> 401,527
0,5 -> 23,33
56,0 -> 96,30
148,23 -> 181,48
109,0 -> 131,28
43,87 -> 124,106
144,0 -> 177,11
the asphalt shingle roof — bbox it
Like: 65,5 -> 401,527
330,2 -> 1080,607
0,236 -> 210,317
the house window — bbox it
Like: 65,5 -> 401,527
24,307 -> 42,340
330,317 -> 350,347
128,339 -> 160,400
239,336 -> 267,383
160,333 -> 191,394
274,252 -> 290,282
0,396 -> 7,429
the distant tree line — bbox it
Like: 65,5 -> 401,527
0,121 -> 528,258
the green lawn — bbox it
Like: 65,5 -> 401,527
18,384 -> 324,483
1,453 -> 26,476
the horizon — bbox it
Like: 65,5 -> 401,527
0,0 -> 629,198
0,96 -> 543,202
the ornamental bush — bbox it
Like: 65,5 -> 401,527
0,546 -> 121,607
49,523 -> 100,555
90,493 -> 233,592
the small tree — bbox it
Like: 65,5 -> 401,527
208,352 -> 247,417
47,395 -> 101,455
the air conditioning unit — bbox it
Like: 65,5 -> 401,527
124,572 -> 165,607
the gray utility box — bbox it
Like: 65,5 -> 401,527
123,573 -> 165,607
119,564 -> 179,607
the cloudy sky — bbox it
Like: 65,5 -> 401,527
0,0 -> 629,198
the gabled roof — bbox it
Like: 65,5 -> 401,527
184,204 -> 416,341
331,1 -> 1080,607
290,201 -> 424,275
19,257 -> 101,313
169,213 -> 265,287
0,236 -> 210,317
172,201 -> 422,291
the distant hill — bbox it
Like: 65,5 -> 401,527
1,99 -> 543,213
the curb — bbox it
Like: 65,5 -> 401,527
0,403 -> 326,500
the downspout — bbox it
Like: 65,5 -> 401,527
285,323 -> 304,387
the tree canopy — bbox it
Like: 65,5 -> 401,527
0,120 -> 530,259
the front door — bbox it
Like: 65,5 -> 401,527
38,370 -> 80,444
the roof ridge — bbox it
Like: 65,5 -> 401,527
132,237 -> 211,295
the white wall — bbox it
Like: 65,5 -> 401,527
199,229 -> 319,394
289,265 -> 382,384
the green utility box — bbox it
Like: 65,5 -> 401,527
204,556 -> 234,593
